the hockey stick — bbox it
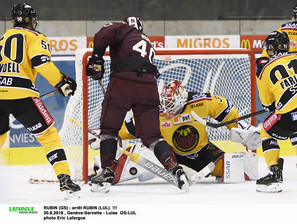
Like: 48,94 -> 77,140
39,89 -> 59,100
191,109 -> 266,128
39,85 -> 75,100
98,80 -> 106,96
190,162 -> 215,184
69,118 -> 189,189
120,145 -> 179,186
96,79 -> 191,190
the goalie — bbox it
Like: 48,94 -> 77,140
89,80 -> 261,184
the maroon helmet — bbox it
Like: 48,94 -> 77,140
123,16 -> 143,31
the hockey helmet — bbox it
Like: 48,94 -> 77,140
160,80 -> 188,119
11,3 -> 38,29
262,31 -> 290,57
123,16 -> 143,31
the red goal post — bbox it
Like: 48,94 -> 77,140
62,48 -> 256,183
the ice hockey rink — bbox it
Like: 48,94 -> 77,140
0,156 -> 297,224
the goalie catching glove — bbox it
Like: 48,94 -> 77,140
55,73 -> 77,97
86,57 -> 105,80
230,124 -> 262,150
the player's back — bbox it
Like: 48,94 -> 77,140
94,22 -> 157,77
0,27 -> 47,99
259,52 -> 297,114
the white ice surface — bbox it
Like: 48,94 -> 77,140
0,156 -> 297,223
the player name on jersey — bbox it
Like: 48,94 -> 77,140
0,62 -> 20,73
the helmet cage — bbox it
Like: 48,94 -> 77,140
160,80 -> 188,118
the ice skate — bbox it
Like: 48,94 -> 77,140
91,160 -> 118,193
57,174 -> 81,199
256,158 -> 283,193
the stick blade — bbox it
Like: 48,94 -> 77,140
191,110 -> 207,125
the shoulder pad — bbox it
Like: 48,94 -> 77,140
256,57 -> 269,67
188,92 -> 211,101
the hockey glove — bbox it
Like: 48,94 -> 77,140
55,73 -> 77,97
86,57 -> 105,80
230,124 -> 262,150
256,57 -> 269,77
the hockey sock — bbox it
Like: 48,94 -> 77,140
153,140 -> 178,168
100,138 -> 118,168
36,126 -> 71,176
262,138 -> 280,167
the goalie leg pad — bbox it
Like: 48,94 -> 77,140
244,152 -> 258,180
222,153 -> 245,183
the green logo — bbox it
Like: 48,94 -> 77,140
9,207 -> 37,214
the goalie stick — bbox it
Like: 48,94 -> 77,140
190,162 -> 215,184
70,118 -> 193,190
121,145 -> 179,187
191,109 -> 266,128
95,79 -> 192,191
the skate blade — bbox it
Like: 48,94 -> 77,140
91,182 -> 111,193
63,190 -> 81,200
180,174 -> 190,193
256,182 -> 282,193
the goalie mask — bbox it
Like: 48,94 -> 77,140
123,16 -> 143,31
262,31 -> 290,57
160,80 -> 188,119
11,3 -> 38,30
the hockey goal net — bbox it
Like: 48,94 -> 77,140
32,48 -> 256,184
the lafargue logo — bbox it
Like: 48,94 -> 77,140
172,125 -> 199,153
9,206 -> 37,214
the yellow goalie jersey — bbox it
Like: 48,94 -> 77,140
257,52 -> 297,114
119,92 -> 239,157
0,27 -> 62,99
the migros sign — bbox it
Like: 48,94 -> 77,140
165,35 -> 240,48
177,37 -> 230,48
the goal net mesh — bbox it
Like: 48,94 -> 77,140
34,48 -> 256,183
